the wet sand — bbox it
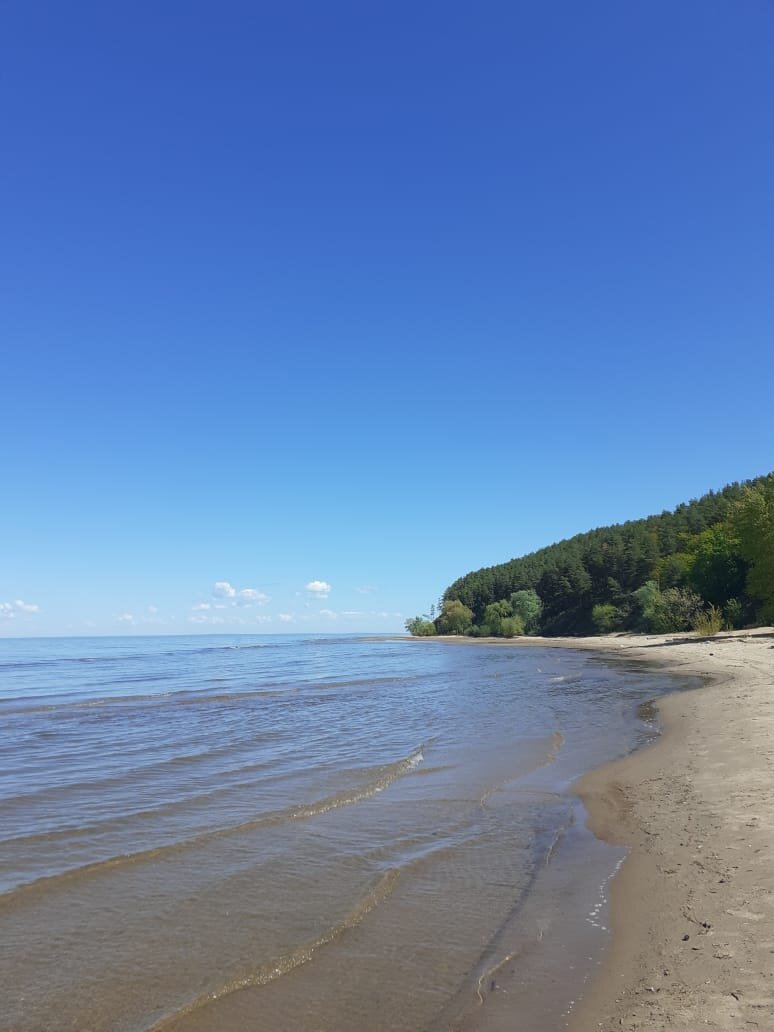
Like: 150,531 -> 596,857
418,628 -> 774,1030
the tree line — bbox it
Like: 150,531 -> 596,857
406,473 -> 774,638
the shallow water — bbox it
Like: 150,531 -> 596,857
0,634 -> 687,1030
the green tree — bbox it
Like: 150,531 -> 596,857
509,589 -> 543,635
731,479 -> 774,621
481,600 -> 512,636
633,580 -> 660,630
404,617 -> 436,636
687,524 -> 746,607
435,599 -> 474,635
655,551 -> 692,589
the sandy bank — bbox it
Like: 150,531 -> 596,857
570,629 -> 774,1031
411,628 -> 774,1029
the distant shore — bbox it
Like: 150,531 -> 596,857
404,628 -> 774,1030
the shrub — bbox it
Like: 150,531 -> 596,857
499,616 -> 525,638
592,603 -> 621,634
636,581 -> 704,633
692,605 -> 723,636
723,597 -> 744,630
650,587 -> 704,633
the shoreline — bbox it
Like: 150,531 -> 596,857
403,628 -> 774,1030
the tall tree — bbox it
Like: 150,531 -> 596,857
731,479 -> 774,621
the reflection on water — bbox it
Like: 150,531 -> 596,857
0,634 -> 686,1031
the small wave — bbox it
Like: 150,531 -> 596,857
544,730 -> 564,765
0,746 -> 425,907
479,732 -> 564,806
148,867 -> 400,1030
1,682 -> 303,715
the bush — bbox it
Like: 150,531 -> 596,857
649,587 -> 704,633
692,605 -> 723,636
723,597 -> 744,630
592,603 -> 621,634
636,581 -> 704,633
499,616 -> 525,638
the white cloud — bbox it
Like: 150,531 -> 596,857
255,614 -> 273,624
147,605 -> 159,615
0,599 -> 39,618
211,582 -> 269,606
188,614 -> 226,625
117,613 -> 135,624
278,613 -> 295,623
192,602 -> 211,611
319,609 -> 337,619
306,580 -> 331,598
341,610 -> 365,618
355,585 -> 377,595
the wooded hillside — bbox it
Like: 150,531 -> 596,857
406,474 -> 774,638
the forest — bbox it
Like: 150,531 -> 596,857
406,474 -> 774,638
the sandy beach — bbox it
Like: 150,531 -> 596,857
570,628 -> 774,1031
419,628 -> 774,1030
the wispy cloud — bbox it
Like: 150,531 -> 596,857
0,599 -> 40,618
355,585 -> 377,595
278,613 -> 295,623
319,609 -> 337,619
117,612 -> 135,624
306,580 -> 331,598
235,588 -> 269,606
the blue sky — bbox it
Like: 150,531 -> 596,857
2,1 -> 773,636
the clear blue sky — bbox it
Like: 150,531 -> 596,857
2,1 -> 773,636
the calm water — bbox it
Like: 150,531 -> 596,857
0,635 -> 687,1031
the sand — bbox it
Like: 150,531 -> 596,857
414,628 -> 774,1030
567,628 -> 774,1031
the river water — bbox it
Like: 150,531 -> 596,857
0,634 -> 687,1031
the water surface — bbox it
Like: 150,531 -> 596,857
0,634 -> 686,1030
